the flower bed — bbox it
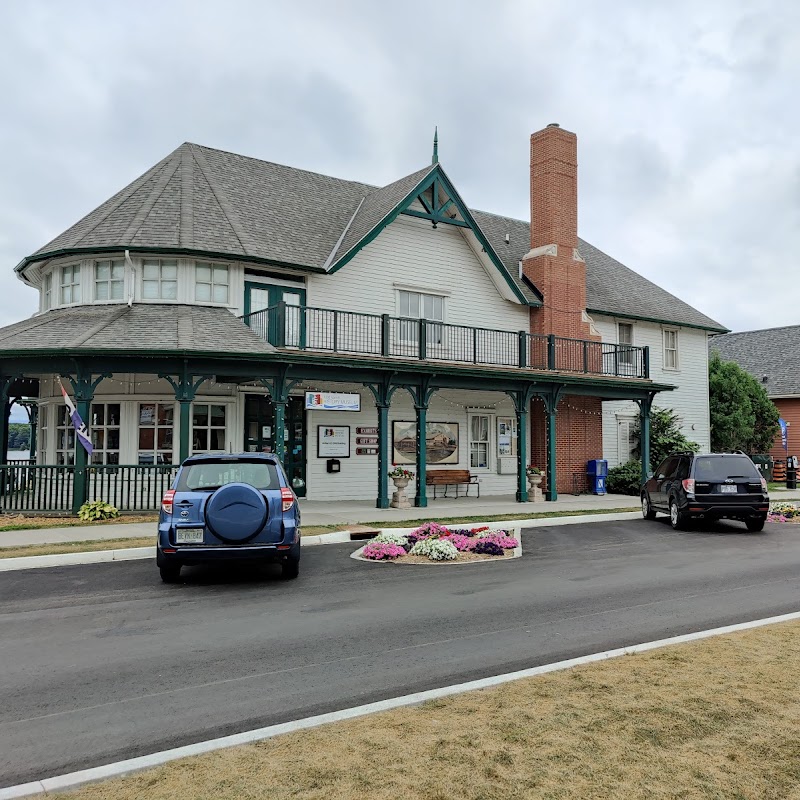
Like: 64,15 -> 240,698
768,502 -> 800,524
356,523 -> 520,564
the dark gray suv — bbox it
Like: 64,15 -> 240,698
641,452 -> 769,531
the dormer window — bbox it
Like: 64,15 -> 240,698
195,262 -> 229,303
42,272 -> 52,310
60,265 -> 81,305
95,259 -> 125,301
142,259 -> 178,300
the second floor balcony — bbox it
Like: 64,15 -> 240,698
242,303 -> 650,380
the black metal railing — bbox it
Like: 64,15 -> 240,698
242,303 -> 650,379
0,464 -> 177,514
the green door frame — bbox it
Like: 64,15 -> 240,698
244,282 -> 307,348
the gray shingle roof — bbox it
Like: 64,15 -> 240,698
710,326 -> 800,396
20,143 -> 725,330
0,304 -> 276,357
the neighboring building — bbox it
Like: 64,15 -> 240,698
0,124 -> 726,512
710,326 -> 800,460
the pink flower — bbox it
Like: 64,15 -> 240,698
362,542 -> 406,560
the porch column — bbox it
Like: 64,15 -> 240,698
1,399 -> 10,465
366,377 -> 398,509
638,393 -> 654,486
0,377 -> 12,466
63,370 -> 109,513
543,387 -> 562,502
161,364 -> 208,463
258,367 -> 298,469
508,387 -> 536,503
408,378 -> 435,508
25,402 -> 38,461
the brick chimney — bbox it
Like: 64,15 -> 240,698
522,123 -> 595,340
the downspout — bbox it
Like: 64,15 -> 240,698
125,250 -> 136,307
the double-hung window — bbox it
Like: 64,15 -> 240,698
618,322 -> 634,366
42,272 -> 52,310
95,259 -> 125,301
469,413 -> 491,470
663,329 -> 679,370
60,265 -> 81,305
142,259 -> 178,300
397,290 -> 444,345
192,404 -> 227,453
195,262 -> 229,303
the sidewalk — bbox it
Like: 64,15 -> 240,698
3,490 -> 800,549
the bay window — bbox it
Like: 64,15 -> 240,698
142,259 -> 178,300
195,262 -> 229,303
95,259 -> 125,301
60,265 -> 81,304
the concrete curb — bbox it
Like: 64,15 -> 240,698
3,609 -> 799,799
0,512 -> 641,573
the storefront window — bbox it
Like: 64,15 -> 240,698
90,403 -> 121,464
138,402 -> 174,464
55,406 -> 76,465
192,404 -> 226,453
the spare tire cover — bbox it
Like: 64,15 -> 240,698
205,483 -> 268,543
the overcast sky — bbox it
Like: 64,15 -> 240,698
1,0 -> 798,346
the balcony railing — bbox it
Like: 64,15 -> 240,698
242,303 -> 650,380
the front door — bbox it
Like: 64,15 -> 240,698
244,282 -> 306,347
244,394 -> 307,497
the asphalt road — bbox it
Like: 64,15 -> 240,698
3,517 -> 800,787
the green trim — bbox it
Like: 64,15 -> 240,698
587,308 -> 728,334
15,246 -> 326,277
327,166 -> 539,307
243,281 -> 306,319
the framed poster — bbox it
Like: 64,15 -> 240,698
392,421 -> 459,465
318,425 -> 350,457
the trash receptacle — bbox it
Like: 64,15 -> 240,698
587,459 -> 607,495
787,456 -> 797,490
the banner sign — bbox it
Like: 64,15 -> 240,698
779,418 -> 788,451
305,392 -> 360,412
58,379 -> 93,455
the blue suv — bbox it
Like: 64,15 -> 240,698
156,453 -> 301,583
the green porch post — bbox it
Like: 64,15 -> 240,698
274,399 -> 287,464
638,394 -> 654,486
544,387 -> 562,502
366,377 -> 397,509
0,378 -> 12,466
408,378 -> 435,508
63,370 -> 108,513
508,387 -> 536,503
1,399 -> 10,465
161,364 -> 208,464
25,402 -> 38,461
258,367 -> 298,470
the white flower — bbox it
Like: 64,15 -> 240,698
372,532 -> 409,546
410,538 -> 458,561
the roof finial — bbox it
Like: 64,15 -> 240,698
432,127 -> 439,165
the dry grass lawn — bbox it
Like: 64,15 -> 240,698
0,513 -> 158,531
0,537 -> 155,558
67,620 -> 800,800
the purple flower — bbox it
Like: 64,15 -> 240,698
472,541 -> 505,557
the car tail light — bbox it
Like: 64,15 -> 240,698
162,489 -> 176,515
682,479 -> 696,493
761,477 -> 768,492
281,487 -> 295,512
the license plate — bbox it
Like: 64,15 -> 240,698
719,485 -> 738,494
176,529 -> 204,544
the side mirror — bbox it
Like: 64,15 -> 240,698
647,471 -> 654,480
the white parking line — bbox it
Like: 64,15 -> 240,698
2,608 -> 799,799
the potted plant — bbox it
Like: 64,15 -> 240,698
389,466 -> 414,509
526,465 -> 543,492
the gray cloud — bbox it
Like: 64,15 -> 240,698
1,0 -> 798,333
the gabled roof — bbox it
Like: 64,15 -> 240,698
17,143 -> 726,330
0,304 -> 276,357
710,325 -> 800,397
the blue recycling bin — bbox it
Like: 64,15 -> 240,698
587,459 -> 608,495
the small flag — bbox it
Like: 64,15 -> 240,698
779,418 -> 788,451
58,379 -> 93,455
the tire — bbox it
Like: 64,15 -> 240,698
281,556 -> 300,580
746,518 -> 766,532
641,492 -> 657,520
669,498 -> 687,531
159,564 -> 182,583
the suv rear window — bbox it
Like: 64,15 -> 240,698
176,460 -> 281,491
693,456 -> 760,483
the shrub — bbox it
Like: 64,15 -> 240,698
409,538 -> 458,561
362,542 -> 406,560
606,460 -> 643,496
77,500 -> 120,522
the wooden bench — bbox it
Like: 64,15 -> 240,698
426,469 -> 480,499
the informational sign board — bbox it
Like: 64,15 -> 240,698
356,436 -> 379,445
318,426 -> 350,457
356,426 -> 378,435
356,447 -> 379,456
305,392 -> 360,412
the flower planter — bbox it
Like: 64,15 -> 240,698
527,474 -> 543,502
390,476 -> 412,509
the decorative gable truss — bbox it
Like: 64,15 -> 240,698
327,165 -> 539,307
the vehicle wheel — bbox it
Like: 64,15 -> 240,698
669,499 -> 687,531
281,557 -> 300,580
159,564 -> 182,583
746,518 -> 766,532
641,493 -> 657,520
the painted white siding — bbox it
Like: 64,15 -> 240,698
305,215 -> 529,332
594,316 -> 711,468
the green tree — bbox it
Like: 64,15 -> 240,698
709,352 -> 780,454
7,423 -> 31,450
632,406 -> 699,468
